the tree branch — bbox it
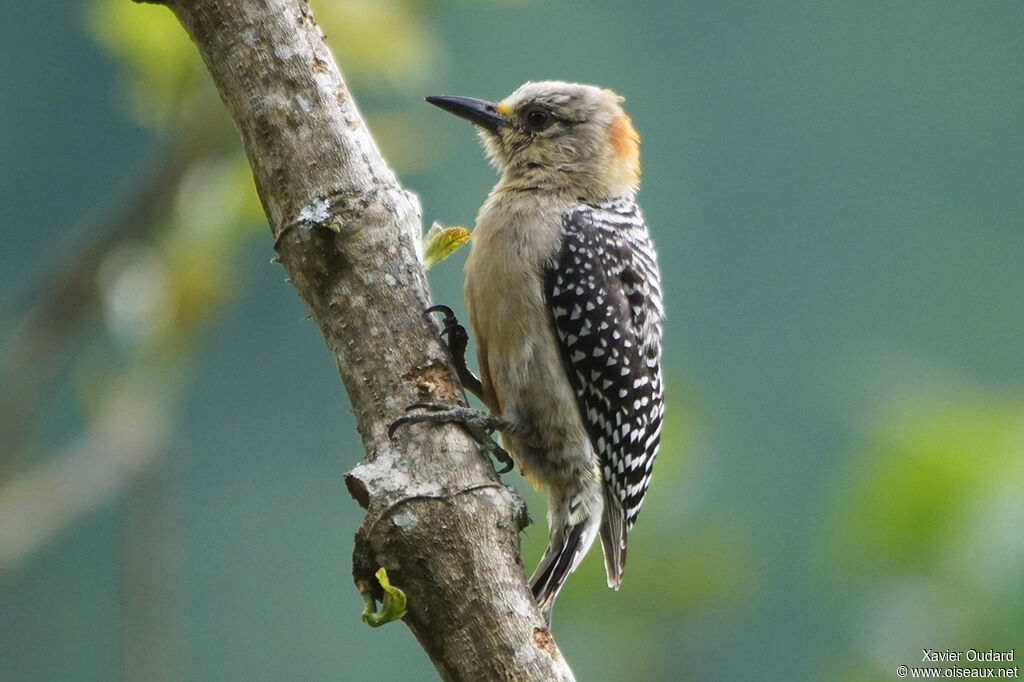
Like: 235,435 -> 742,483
136,0 -> 575,678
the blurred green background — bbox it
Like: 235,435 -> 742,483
1,1 -> 1022,680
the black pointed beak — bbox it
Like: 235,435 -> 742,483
425,95 -> 511,133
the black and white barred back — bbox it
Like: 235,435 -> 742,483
543,197 -> 665,576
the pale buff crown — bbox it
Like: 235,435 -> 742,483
481,81 -> 641,201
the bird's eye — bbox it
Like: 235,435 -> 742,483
524,106 -> 553,131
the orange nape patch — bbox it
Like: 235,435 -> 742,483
608,113 -> 641,184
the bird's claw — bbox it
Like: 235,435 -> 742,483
425,306 -> 470,355
404,402 -> 448,413
479,439 -> 515,474
424,305 -> 461,339
386,402 -> 458,438
388,403 -> 516,474
424,304 -> 482,398
424,303 -> 456,320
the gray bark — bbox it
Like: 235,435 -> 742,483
134,0 -> 575,679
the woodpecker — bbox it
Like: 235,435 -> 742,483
401,81 -> 664,617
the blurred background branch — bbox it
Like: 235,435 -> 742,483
0,380 -> 167,573
0,132 -> 215,468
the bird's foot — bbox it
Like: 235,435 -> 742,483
424,304 -> 483,398
388,403 -> 517,474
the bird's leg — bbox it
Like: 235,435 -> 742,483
425,304 -> 484,400
388,403 -> 518,474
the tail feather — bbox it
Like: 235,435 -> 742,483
599,489 -> 628,589
528,481 -> 607,618
529,523 -> 591,617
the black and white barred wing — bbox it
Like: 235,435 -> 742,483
543,199 -> 665,579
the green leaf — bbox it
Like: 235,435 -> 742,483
361,567 -> 407,627
423,222 -> 471,269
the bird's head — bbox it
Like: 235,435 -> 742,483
426,81 -> 640,200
